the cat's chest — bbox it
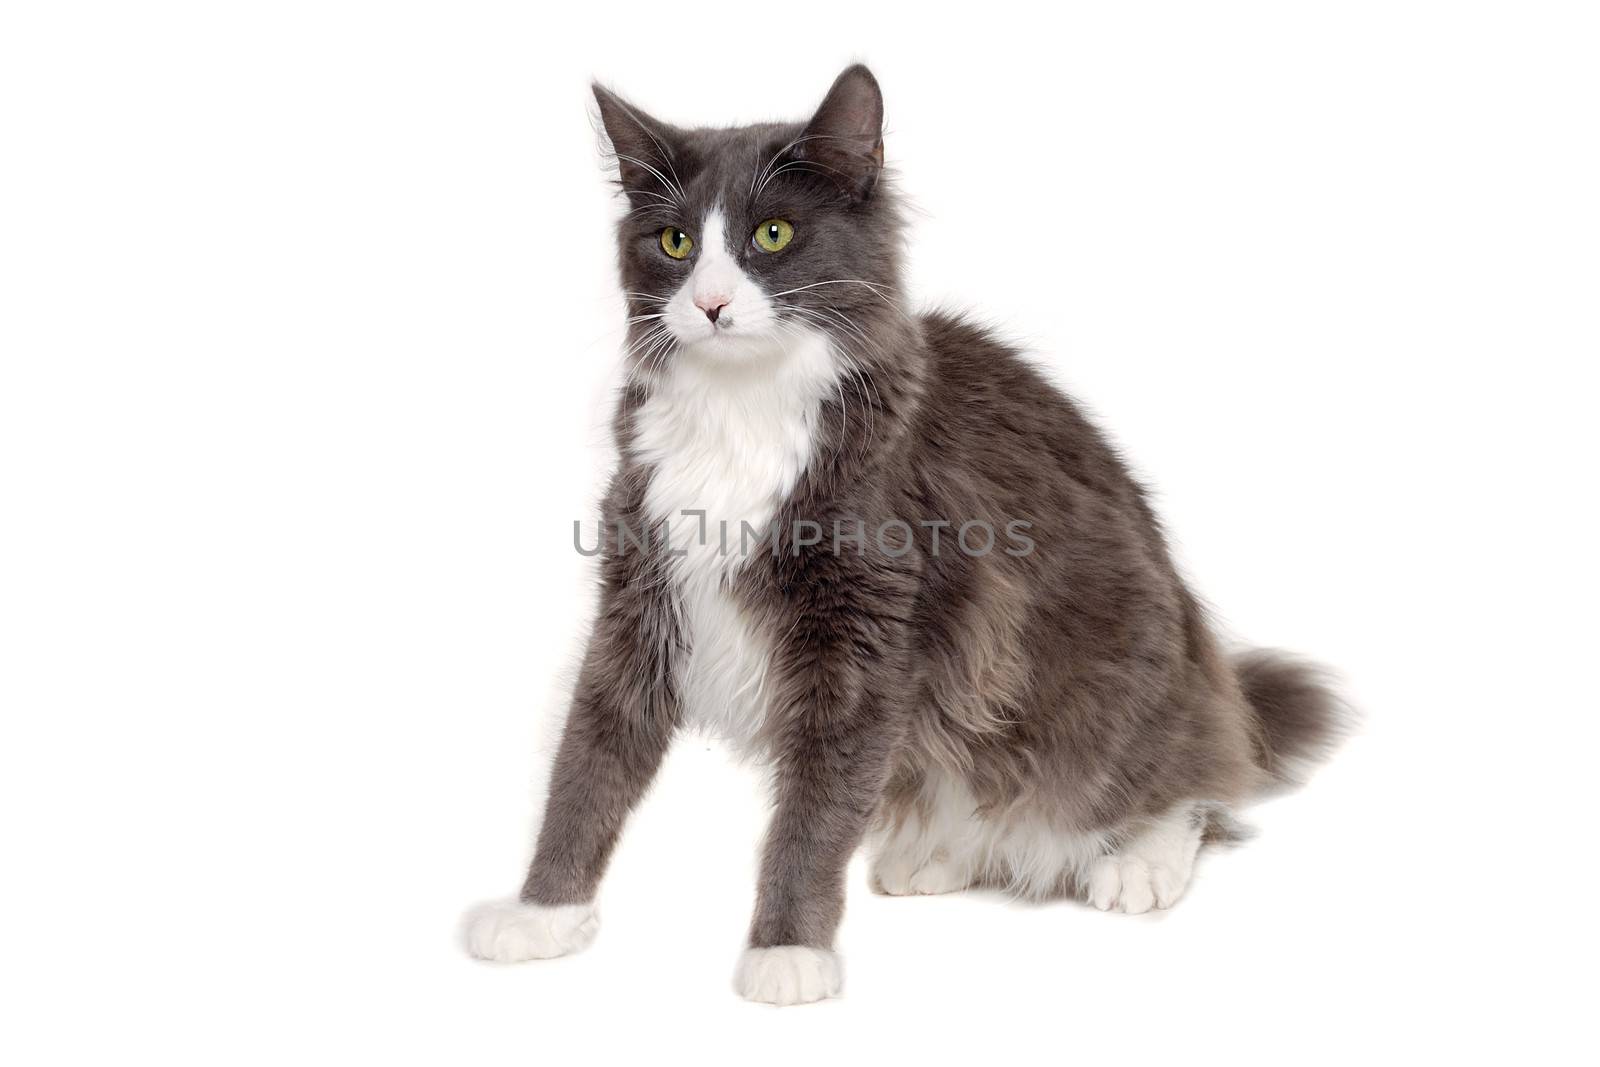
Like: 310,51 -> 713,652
629,341 -> 836,747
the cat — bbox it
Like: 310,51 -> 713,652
463,64 -> 1342,1006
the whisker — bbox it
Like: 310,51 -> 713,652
752,133 -> 849,200
770,302 -> 883,452
766,279 -> 899,301
614,154 -> 686,207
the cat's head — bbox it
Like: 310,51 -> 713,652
593,65 -> 902,369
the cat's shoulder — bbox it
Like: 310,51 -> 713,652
917,307 -> 1013,354
914,306 -> 1061,400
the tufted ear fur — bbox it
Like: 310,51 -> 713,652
792,65 -> 885,201
592,84 -> 684,205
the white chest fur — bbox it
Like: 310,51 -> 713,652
630,332 -> 838,749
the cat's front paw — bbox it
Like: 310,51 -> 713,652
733,946 -> 842,1006
461,899 -> 598,962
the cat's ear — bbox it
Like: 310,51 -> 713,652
592,84 -> 683,204
795,64 -> 885,200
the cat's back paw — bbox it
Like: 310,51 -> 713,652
1087,855 -> 1165,913
872,854 -> 971,896
461,899 -> 598,962
733,946 -> 842,1005
1086,804 -> 1203,914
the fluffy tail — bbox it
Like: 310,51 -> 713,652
1235,649 -> 1347,786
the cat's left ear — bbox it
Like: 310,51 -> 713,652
592,83 -> 683,204
795,64 -> 885,201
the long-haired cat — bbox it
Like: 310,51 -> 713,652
464,65 -> 1342,1005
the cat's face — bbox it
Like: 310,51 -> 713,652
594,66 -> 900,369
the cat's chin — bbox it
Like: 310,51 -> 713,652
675,329 -> 792,367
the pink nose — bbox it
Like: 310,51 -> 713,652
694,295 -> 729,323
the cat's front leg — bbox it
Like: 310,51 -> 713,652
463,560 -> 679,963
735,593 -> 909,1005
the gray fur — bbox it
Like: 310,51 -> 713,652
510,66 -> 1342,957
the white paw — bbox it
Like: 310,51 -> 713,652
733,946 -> 842,1006
909,857 -> 970,895
1087,854 -> 1191,914
461,899 -> 598,962
872,855 -> 969,896
870,853 -> 916,895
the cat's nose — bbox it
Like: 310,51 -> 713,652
695,296 -> 729,324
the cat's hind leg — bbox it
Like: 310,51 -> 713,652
1084,804 -> 1204,914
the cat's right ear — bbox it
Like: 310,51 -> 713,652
592,84 -> 683,205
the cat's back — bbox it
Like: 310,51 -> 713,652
910,308 -> 1157,526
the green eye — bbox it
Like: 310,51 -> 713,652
753,218 -> 794,253
660,227 -> 693,259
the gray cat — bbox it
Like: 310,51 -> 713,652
464,65 -> 1342,1005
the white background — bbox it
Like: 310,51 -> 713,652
3,1 -> 1596,1062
